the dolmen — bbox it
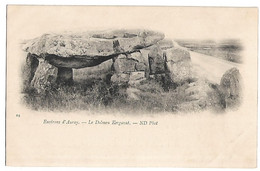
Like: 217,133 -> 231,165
22,29 -> 193,93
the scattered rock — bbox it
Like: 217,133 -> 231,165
126,87 -> 141,100
185,79 -> 212,104
177,79 -> 221,111
110,73 -> 130,84
219,67 -> 242,108
129,72 -> 146,86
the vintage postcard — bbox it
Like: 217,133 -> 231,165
6,6 -> 258,167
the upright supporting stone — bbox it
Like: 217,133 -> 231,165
56,68 -> 73,85
30,59 -> 58,93
165,47 -> 192,84
113,57 -> 137,73
148,45 -> 165,74
23,53 -> 39,86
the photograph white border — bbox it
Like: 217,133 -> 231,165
1,0 -> 259,171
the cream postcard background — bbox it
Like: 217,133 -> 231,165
6,6 -> 257,167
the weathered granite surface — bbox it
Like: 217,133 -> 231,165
23,29 -> 164,91
220,67 -> 242,108
23,29 -> 164,69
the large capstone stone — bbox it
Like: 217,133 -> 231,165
148,45 -> 165,74
220,67 -> 242,108
165,47 -> 192,84
30,59 -> 58,93
158,39 -> 174,50
145,39 -> 174,50
22,29 -> 165,69
22,29 -> 164,91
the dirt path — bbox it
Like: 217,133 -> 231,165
189,51 -> 242,84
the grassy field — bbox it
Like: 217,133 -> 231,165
22,78 -> 224,114
21,57 -> 224,113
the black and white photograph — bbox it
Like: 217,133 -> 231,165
5,5 -> 258,168
20,29 -> 243,113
